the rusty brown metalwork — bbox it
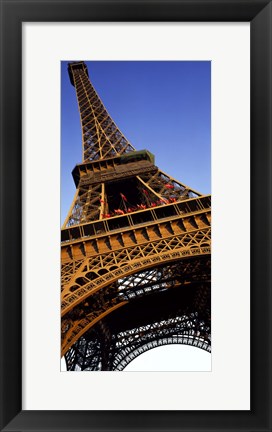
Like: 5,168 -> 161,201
62,61 -> 211,370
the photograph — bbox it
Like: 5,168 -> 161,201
61,61 -> 211,371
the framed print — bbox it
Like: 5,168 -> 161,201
0,0 -> 271,431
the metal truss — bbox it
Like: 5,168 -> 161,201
63,167 -> 201,228
65,311 -> 211,371
61,255 -> 210,356
61,226 -> 211,313
69,62 -> 135,162
137,169 -> 199,201
64,184 -> 102,227
113,313 -> 211,371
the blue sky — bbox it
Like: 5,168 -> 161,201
61,61 -> 211,223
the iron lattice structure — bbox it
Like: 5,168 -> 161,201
62,61 -> 211,371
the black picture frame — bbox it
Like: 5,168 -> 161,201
0,0 -> 271,431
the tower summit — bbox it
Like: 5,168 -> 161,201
61,62 -> 211,371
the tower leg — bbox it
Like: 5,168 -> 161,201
98,321 -> 113,371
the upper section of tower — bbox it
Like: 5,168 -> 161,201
68,61 -> 135,163
68,61 -> 89,86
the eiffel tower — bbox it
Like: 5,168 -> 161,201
61,61 -> 211,371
